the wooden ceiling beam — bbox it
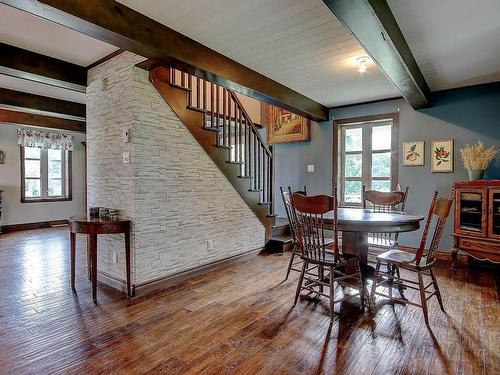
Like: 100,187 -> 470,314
0,42 -> 87,92
0,108 -> 85,133
0,0 -> 329,121
0,88 -> 85,118
322,0 -> 431,109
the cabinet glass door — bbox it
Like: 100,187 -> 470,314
456,189 -> 486,236
489,189 -> 500,239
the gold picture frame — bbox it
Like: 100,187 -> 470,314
431,139 -> 454,173
265,105 -> 310,145
403,141 -> 424,166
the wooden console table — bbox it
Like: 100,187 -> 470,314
69,216 -> 131,302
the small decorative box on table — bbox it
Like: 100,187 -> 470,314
452,180 -> 500,267
68,216 -> 131,302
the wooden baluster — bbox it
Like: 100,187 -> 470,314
210,82 -> 215,130
203,80 -> 207,111
238,109 -> 243,162
222,88 -> 227,146
234,106 -> 238,162
228,94 -> 232,156
244,118 -> 248,177
196,77 -> 201,109
258,145 -> 261,191
188,74 -> 193,107
252,132 -> 258,190
248,128 -> 252,179
181,71 -> 186,87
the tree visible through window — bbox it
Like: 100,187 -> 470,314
21,146 -> 71,202
337,116 -> 397,205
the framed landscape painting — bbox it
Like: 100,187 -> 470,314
403,141 -> 424,166
431,139 -> 454,173
265,105 -> 310,145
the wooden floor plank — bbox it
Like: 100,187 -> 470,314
0,228 -> 497,374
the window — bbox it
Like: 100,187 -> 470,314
335,114 -> 398,206
21,146 -> 72,202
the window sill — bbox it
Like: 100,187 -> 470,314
21,197 -> 72,203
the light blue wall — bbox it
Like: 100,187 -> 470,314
273,82 -> 500,251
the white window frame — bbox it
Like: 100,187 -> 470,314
21,146 -> 71,202
335,114 -> 399,207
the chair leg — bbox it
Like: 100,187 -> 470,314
417,271 -> 430,326
357,260 -> 365,311
318,265 -> 324,294
388,265 -> 395,298
284,243 -> 297,281
370,260 -> 381,300
430,269 -> 445,312
294,261 -> 307,306
329,266 -> 335,319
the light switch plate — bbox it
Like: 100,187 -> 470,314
307,164 -> 315,172
122,151 -> 130,164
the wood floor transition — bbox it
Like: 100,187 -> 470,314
0,227 -> 498,374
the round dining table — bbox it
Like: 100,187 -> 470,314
323,208 -> 425,279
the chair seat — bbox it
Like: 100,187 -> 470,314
376,249 -> 415,265
301,250 -> 357,267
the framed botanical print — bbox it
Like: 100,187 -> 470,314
265,105 -> 310,145
431,139 -> 454,173
403,141 -> 424,166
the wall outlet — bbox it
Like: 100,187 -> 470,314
207,239 -> 214,251
122,151 -> 130,164
123,128 -> 130,143
113,251 -> 119,264
307,164 -> 315,172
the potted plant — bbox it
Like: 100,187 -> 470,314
460,141 -> 498,180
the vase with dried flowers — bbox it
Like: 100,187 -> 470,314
460,141 -> 498,181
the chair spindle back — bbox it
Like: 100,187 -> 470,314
291,192 -> 339,262
280,186 -> 307,244
415,189 -> 454,265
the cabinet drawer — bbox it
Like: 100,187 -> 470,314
457,237 -> 500,262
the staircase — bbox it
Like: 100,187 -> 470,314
147,66 -> 276,238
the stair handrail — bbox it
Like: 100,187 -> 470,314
228,90 -> 272,157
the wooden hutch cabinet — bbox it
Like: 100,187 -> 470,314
452,180 -> 500,266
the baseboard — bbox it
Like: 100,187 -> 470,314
1,219 -> 68,233
97,247 -> 264,297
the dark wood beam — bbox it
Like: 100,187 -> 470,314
0,0 -> 329,121
0,42 -> 86,92
0,108 -> 85,132
322,0 -> 431,109
0,88 -> 85,118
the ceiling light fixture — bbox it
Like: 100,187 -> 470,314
356,56 -> 370,73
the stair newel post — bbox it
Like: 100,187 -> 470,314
253,133 -> 258,191
234,105 -> 239,163
269,146 -> 275,215
244,118 -> 248,177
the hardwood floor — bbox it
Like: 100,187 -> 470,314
0,228 -> 498,374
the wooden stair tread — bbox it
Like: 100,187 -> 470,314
270,234 -> 293,243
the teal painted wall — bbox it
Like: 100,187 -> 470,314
273,82 -> 500,250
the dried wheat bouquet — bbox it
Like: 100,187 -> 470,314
460,141 -> 498,170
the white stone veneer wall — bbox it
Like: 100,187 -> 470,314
87,52 -> 265,286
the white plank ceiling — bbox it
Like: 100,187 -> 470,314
388,0 -> 500,92
0,3 -> 118,67
118,0 -> 400,107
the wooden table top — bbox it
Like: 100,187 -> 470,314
68,216 -> 131,224
325,208 -> 424,233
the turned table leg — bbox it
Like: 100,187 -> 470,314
90,233 -> 98,303
125,229 -> 131,297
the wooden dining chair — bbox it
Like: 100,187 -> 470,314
370,190 -> 454,326
291,192 -> 365,318
362,185 -> 409,252
280,186 -> 307,281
